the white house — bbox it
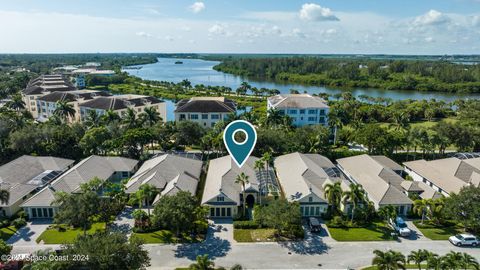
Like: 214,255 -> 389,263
174,97 -> 236,128
267,94 -> 329,127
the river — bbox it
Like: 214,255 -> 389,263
124,57 -> 480,120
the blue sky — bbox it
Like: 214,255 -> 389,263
0,0 -> 479,54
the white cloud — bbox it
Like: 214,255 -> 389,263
325,28 -> 337,35
189,2 -> 205,14
208,24 -> 227,36
292,28 -> 307,38
425,36 -> 435,42
136,31 -> 152,38
299,3 -> 339,22
413,10 -> 450,26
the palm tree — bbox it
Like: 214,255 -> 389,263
140,107 -> 161,127
413,199 -> 429,224
343,183 -> 366,222
54,101 -> 76,121
189,254 -> 214,270
443,251 -> 463,270
408,249 -> 429,270
123,107 -> 138,128
459,252 -> 479,270
102,109 -> 120,124
372,250 -> 406,270
235,172 -> 250,217
85,110 -> 101,128
5,94 -> 25,112
0,189 -> 9,205
265,108 -> 283,127
328,113 -> 343,145
378,205 -> 397,224
426,252 -> 441,270
254,159 -> 265,172
137,184 -> 157,217
324,182 -> 343,215
261,152 -> 273,171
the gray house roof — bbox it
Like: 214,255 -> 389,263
274,152 -> 350,203
0,156 -> 74,207
175,97 -> 236,113
268,94 -> 329,109
337,154 -> 412,207
404,157 -> 480,194
201,156 -> 260,206
125,154 -> 202,199
21,155 -> 138,208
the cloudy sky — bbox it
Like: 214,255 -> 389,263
0,0 -> 479,54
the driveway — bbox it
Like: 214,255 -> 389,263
7,220 -> 51,246
110,207 -> 135,236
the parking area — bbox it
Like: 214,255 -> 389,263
7,220 -> 51,246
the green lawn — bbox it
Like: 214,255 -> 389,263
327,222 -> 395,241
131,230 -> 203,244
0,226 -> 18,241
36,223 -> 106,244
234,228 -> 278,242
413,221 -> 463,240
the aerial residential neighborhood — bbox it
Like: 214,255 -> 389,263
1,1 -> 480,270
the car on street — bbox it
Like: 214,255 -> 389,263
390,217 -> 411,237
449,234 -> 479,247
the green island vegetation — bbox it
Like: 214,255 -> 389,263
213,57 -> 480,93
364,249 -> 479,270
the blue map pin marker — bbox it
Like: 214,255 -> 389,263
223,120 -> 257,168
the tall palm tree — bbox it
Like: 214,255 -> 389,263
408,249 -> 429,270
443,251 -> 463,270
265,108 -> 283,127
0,189 -> 9,205
426,252 -> 441,270
235,173 -> 250,217
140,107 -> 161,127
5,94 -> 25,112
123,107 -> 138,129
137,184 -> 157,217
254,159 -> 265,172
85,110 -> 101,128
372,250 -> 406,270
102,110 -> 120,124
189,254 -> 214,270
324,182 -> 343,215
413,199 -> 429,224
459,252 -> 479,270
54,101 -> 76,121
343,183 -> 366,222
261,152 -> 273,171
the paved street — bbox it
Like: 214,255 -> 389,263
9,220 -> 480,270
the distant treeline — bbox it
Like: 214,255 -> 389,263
213,57 -> 480,93
0,53 -> 159,74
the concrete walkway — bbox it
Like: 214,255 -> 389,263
7,220 -> 51,246
110,207 -> 135,237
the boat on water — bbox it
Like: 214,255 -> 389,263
174,61 -> 184,64
123,66 -> 143,70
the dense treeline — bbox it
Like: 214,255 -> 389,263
214,57 -> 480,93
0,53 -> 158,73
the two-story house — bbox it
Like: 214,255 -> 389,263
174,97 -> 236,128
267,94 -> 329,127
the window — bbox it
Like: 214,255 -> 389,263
217,196 -> 224,202
211,122 -> 216,127
202,114 -> 208,119
278,110 -> 285,115
227,208 -> 231,216
309,197 -> 313,202
32,208 -> 37,218
122,172 -> 129,178
210,208 -> 215,217
190,114 -> 199,120
37,208 -> 43,218
308,117 -> 317,121
319,117 -> 325,123
315,207 -> 320,216
308,109 -> 317,114
299,109 -> 305,114
288,109 -> 298,114
319,109 -> 325,115
221,208 -> 226,217
43,208 -> 48,217
48,208 -> 53,217
211,114 -> 220,119
179,114 -> 186,120
215,208 -> 220,216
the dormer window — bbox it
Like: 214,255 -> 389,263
217,196 -> 224,202
309,197 -> 313,202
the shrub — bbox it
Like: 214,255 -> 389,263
233,220 -> 260,229
327,216 -> 346,228
0,220 -> 10,228
12,218 -> 26,229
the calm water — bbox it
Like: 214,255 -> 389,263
125,57 -> 480,120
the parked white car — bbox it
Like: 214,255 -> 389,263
390,217 -> 411,237
449,234 -> 479,247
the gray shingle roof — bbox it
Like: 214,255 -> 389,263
175,97 -> 236,113
125,154 -> 202,198
37,90 -> 111,103
0,156 -> 74,207
21,155 -> 138,207
337,154 -> 412,207
79,95 -> 163,111
201,156 -> 260,205
274,152 -> 350,203
268,94 -> 329,109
